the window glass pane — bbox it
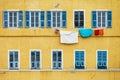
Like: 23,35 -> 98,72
80,11 -> 84,20
36,51 -> 40,61
75,11 -> 78,20
10,52 -> 13,61
75,21 -> 78,27
10,63 -> 13,67
15,51 -> 18,61
31,12 -> 34,17
102,11 -> 105,16
10,17 -> 12,23
57,12 -> 60,16
58,51 -> 61,61
32,63 -> 35,67
37,62 -> 39,68
53,63 -> 56,68
58,63 -> 61,68
98,11 -> 101,16
53,52 -> 57,61
31,51 -> 35,61
15,63 -> 18,67
80,21 -> 84,27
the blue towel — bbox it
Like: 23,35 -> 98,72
79,29 -> 93,38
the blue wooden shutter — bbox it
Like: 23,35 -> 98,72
80,51 -> 84,62
80,51 -> 84,68
92,11 -> 97,28
18,11 -> 23,28
102,51 -> 107,67
62,11 -> 66,28
46,11 -> 51,28
98,51 -> 102,67
40,11 -> 44,28
3,11 -> 8,28
25,11 -> 30,28
107,11 -> 112,28
75,51 -> 80,68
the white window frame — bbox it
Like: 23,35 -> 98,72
27,11 -> 43,28
95,10 -> 109,28
29,49 -> 42,70
51,49 -> 63,70
49,10 -> 65,28
73,10 -> 85,29
74,50 -> 86,70
96,50 -> 108,70
5,10 -> 20,28
8,50 -> 20,70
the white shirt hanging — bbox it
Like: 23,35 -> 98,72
60,30 -> 78,44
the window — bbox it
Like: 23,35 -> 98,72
3,11 -> 22,28
47,11 -> 66,28
52,50 -> 62,70
8,50 -> 19,70
97,50 -> 108,69
30,50 -> 41,69
75,50 -> 85,69
74,11 -> 84,28
92,11 -> 112,28
25,11 -> 44,28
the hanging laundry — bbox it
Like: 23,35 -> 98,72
99,29 -> 104,35
79,28 -> 93,38
60,31 -> 78,44
94,29 -> 99,35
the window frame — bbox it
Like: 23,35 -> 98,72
73,10 -> 85,29
93,9 -> 111,28
29,49 -> 42,70
74,50 -> 86,70
25,10 -> 44,28
96,50 -> 108,70
8,50 -> 20,70
4,10 -> 22,28
51,49 -> 63,70
48,10 -> 66,28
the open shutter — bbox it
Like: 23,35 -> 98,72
3,11 -> 8,28
25,11 -> 30,28
46,11 -> 51,28
40,11 -> 44,28
107,11 -> 112,28
92,11 -> 97,28
62,11 -> 66,28
18,11 -> 23,28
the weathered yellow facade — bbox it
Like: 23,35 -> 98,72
0,0 -> 120,80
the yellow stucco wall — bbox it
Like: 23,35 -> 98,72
0,0 -> 120,80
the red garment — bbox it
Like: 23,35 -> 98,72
94,30 -> 99,35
